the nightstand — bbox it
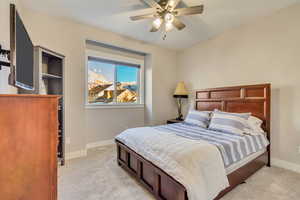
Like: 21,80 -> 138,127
167,119 -> 184,124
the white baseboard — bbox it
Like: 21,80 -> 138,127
86,139 -> 115,149
66,149 -> 87,160
65,139 -> 115,160
272,158 -> 300,174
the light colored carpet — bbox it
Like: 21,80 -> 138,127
59,145 -> 300,200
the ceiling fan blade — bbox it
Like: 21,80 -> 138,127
166,0 -> 181,10
173,5 -> 204,16
130,13 -> 156,21
140,0 -> 163,10
172,17 -> 186,30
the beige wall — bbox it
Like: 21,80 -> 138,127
1,4 -> 178,153
178,4 -> 300,165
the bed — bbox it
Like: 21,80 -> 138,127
115,84 -> 271,200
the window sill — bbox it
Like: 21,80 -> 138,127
85,104 -> 145,109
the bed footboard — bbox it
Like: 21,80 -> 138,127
116,140 -> 188,200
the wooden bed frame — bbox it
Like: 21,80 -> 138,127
116,83 -> 271,200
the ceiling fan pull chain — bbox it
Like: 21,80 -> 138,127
163,33 -> 167,40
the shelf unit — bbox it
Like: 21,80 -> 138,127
19,46 -> 65,166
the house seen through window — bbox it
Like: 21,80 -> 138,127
87,57 -> 141,105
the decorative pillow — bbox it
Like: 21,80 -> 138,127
208,110 -> 250,135
244,116 -> 265,135
248,116 -> 263,125
184,110 -> 211,128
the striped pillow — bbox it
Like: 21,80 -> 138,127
208,110 -> 250,135
184,110 -> 211,128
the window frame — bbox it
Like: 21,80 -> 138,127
85,50 -> 145,109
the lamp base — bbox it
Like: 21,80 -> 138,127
176,115 -> 183,121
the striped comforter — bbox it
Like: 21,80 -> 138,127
154,123 -> 269,167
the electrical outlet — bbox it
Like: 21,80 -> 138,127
66,137 -> 71,144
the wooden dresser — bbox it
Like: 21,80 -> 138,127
0,95 -> 59,200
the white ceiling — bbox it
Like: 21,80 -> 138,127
21,0 -> 299,50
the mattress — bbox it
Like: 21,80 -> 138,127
226,148 -> 266,174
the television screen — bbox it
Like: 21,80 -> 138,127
10,4 -> 34,90
15,11 -> 34,90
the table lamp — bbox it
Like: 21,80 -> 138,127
173,81 -> 188,120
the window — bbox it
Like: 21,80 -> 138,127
86,51 -> 144,107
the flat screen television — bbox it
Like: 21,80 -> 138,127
9,4 -> 34,90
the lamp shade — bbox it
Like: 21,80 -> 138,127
174,81 -> 188,98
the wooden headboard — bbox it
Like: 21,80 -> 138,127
196,84 -> 271,140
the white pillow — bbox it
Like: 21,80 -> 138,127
244,116 -> 265,135
249,116 -> 263,125
185,109 -> 211,128
209,110 -> 250,136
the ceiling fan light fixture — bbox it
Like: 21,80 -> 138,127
164,13 -> 174,23
165,21 -> 174,32
153,18 -> 163,29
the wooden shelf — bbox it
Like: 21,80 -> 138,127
42,73 -> 62,79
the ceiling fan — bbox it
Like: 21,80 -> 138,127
130,0 -> 204,37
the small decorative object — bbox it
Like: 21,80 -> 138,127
40,79 -> 48,94
0,45 -> 11,70
173,81 -> 188,120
